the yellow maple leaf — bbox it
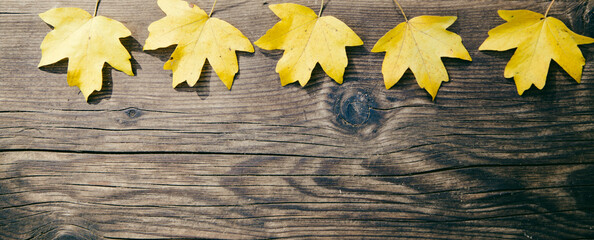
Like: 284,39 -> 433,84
372,16 -> 472,100
38,8 -> 133,100
144,0 -> 254,89
479,10 -> 594,95
254,3 -> 363,87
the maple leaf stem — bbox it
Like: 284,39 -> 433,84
93,0 -> 101,17
209,0 -> 218,17
319,0 -> 324,17
544,0 -> 555,18
392,0 -> 408,22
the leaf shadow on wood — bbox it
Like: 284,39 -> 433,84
507,59 -> 591,101
176,50 -> 255,99
38,59 -> 113,104
262,45 -> 368,99
120,36 -> 143,76
233,51 -> 255,90
144,45 -> 177,62
366,42 -> 435,104
173,62 -> 211,100
302,64 -> 328,96
38,58 -> 68,74
145,45 -> 243,100
580,45 -> 594,62
520,62 -> 567,99
478,49 -> 516,63
437,57 -> 475,101
459,43 -> 593,102
382,69 -> 421,100
87,64 -> 113,104
383,68 -> 451,102
258,48 -> 329,97
344,45 -> 369,83
257,48 -> 283,59
89,36 -> 143,104
478,49 -> 518,93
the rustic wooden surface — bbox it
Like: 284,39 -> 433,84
1,0 -> 594,239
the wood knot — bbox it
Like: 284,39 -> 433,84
52,234 -> 83,240
331,87 -> 382,139
337,89 -> 371,126
45,225 -> 99,240
124,108 -> 142,119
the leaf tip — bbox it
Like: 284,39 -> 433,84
247,44 -> 255,53
298,79 -> 308,87
124,68 -> 134,77
517,88 -> 525,96
220,76 -> 234,90
81,88 -> 95,102
253,39 -> 269,50
428,91 -> 438,101
478,43 -> 487,51
370,46 -> 381,53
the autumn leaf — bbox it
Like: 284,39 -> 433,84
372,16 -> 472,100
144,0 -> 254,89
38,7 -> 133,100
254,3 -> 363,87
479,10 -> 594,95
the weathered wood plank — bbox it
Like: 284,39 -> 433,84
1,0 -> 594,239
1,151 -> 593,239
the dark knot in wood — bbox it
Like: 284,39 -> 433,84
45,225 -> 99,240
336,89 -> 371,127
124,108 -> 142,119
52,234 -> 84,240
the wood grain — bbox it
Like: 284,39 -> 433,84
1,0 -> 594,239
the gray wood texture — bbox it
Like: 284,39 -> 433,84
1,0 -> 594,239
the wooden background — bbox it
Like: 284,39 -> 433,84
1,0 -> 594,239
